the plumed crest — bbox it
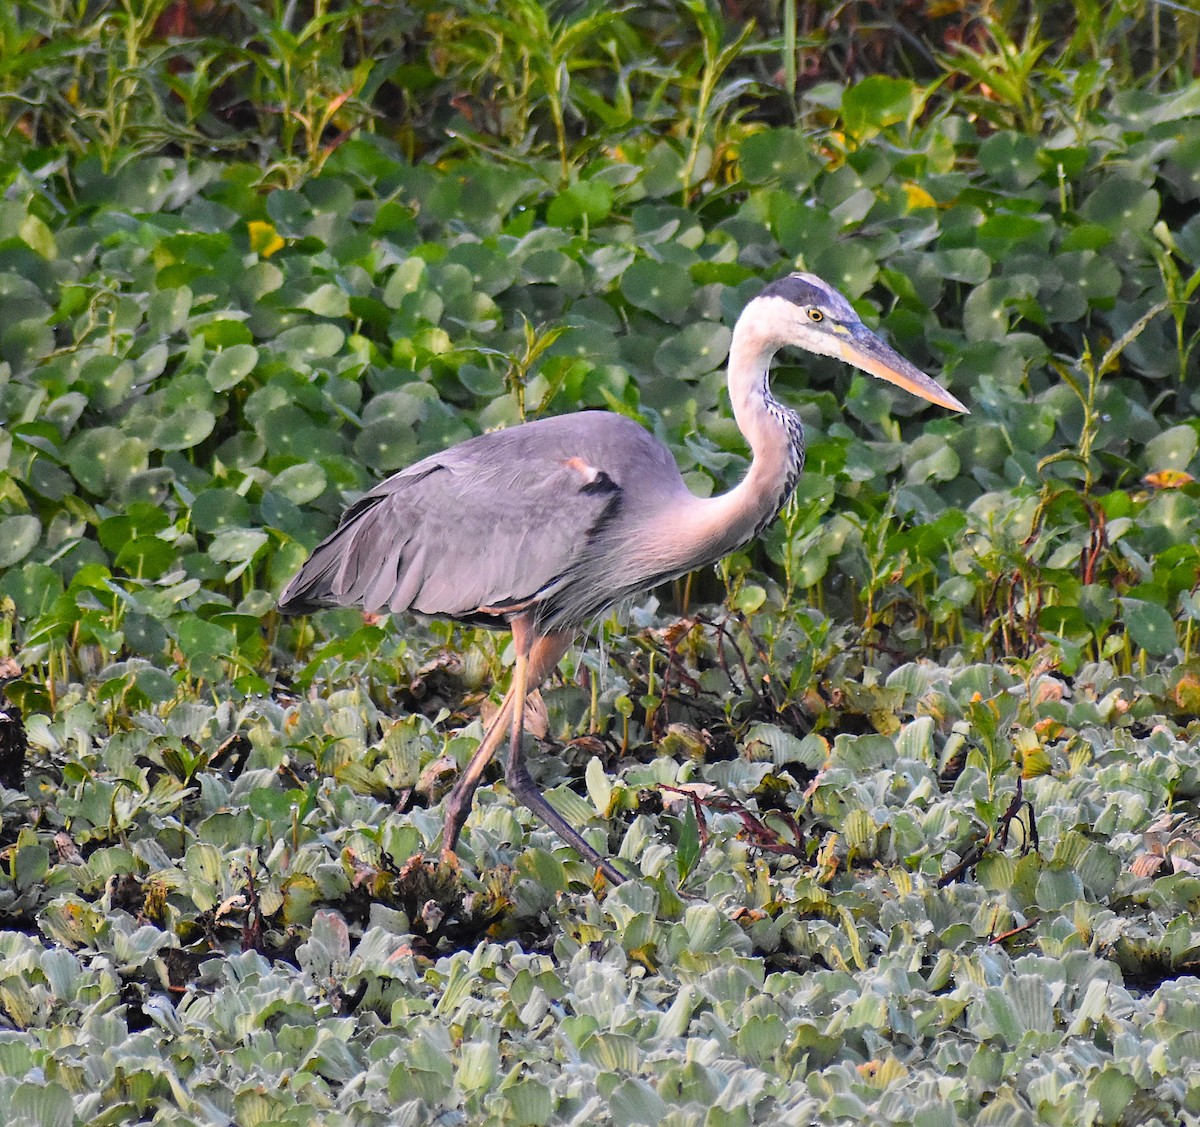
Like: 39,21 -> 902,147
758,272 -> 860,322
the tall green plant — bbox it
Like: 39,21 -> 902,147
429,0 -> 631,182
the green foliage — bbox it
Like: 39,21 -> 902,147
1,3 -> 1200,1124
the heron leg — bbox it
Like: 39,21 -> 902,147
439,621 -> 567,860
440,687 -> 518,859
503,637 -> 627,886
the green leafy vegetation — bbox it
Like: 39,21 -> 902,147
1,0 -> 1200,1123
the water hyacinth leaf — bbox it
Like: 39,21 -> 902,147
1088,1066 -> 1137,1121
11,1081 -> 73,1127
0,514 -> 40,567
586,756 -> 613,816
677,801 -> 701,880
455,1041 -> 499,1093
609,1077 -> 668,1127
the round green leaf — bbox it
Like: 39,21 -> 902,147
0,514 -> 40,567
191,489 -> 253,533
270,462 -> 327,505
1082,178 -> 1160,233
1121,598 -> 1177,656
0,562 -> 62,616
355,418 -> 418,471
739,128 -> 821,188
153,409 -> 216,451
175,616 -> 235,661
546,180 -> 614,228
206,344 -> 260,392
519,249 -> 583,295
619,259 -> 692,323
300,283 -> 350,318
273,323 -> 346,359
208,528 -> 268,564
978,131 -> 1043,189
1143,424 -> 1198,473
653,322 -> 730,379
930,247 -> 992,285
198,318 -> 253,348
249,787 -> 293,822
66,429 -> 148,494
115,536 -> 176,580
841,76 -> 917,137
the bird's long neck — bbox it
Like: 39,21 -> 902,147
722,321 -> 805,536
668,318 -> 805,563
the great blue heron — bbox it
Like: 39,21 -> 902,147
278,273 -> 967,884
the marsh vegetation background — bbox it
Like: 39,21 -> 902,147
1,1 -> 1200,1123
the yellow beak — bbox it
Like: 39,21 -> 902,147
839,325 -> 968,414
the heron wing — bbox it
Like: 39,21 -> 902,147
277,413 -> 675,622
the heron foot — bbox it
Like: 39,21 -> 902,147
503,757 -> 628,885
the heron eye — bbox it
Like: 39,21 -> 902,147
807,307 -> 824,322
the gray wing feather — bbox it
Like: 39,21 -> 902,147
277,412 -> 674,621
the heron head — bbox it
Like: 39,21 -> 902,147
750,272 -> 968,414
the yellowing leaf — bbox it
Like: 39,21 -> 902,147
904,182 -> 937,210
1144,469 -> 1194,489
248,220 -> 285,257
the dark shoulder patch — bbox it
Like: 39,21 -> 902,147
580,470 -> 618,495
758,274 -> 824,308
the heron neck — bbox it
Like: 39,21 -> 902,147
717,326 -> 805,541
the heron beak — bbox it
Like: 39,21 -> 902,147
839,325 -> 969,414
